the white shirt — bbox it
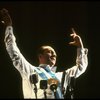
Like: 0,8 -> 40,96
4,26 -> 88,99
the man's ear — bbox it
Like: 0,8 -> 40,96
38,54 -> 44,63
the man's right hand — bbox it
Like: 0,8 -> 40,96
69,28 -> 84,48
0,8 -> 12,26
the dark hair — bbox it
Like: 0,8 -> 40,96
37,46 -> 45,55
37,45 -> 56,57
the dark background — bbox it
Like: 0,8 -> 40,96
0,1 -> 99,99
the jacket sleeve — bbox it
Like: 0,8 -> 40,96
65,47 -> 88,78
61,48 -> 88,96
4,26 -> 35,76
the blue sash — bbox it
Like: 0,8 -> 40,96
34,66 -> 63,99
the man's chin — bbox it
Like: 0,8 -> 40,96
48,60 -> 56,66
50,62 -> 55,67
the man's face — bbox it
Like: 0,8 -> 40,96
39,47 -> 57,66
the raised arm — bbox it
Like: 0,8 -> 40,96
66,28 -> 88,78
0,8 -> 34,75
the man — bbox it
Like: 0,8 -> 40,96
0,8 -> 88,99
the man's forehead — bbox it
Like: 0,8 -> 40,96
42,46 -> 56,54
